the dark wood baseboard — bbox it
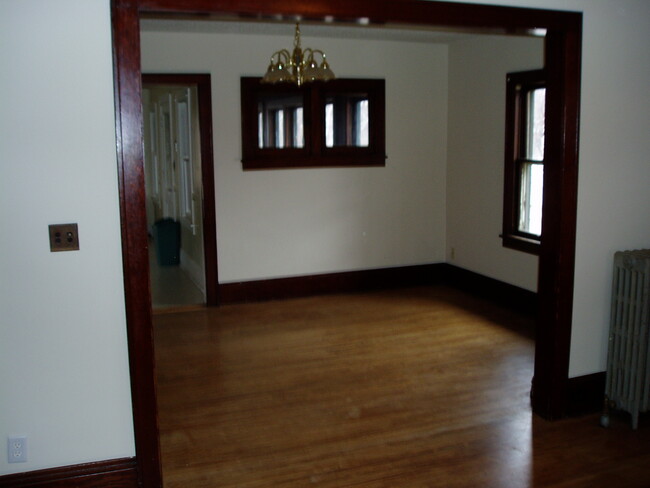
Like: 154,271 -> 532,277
218,263 -> 446,304
218,263 -> 537,316
566,372 -> 606,417
441,264 -> 538,316
0,458 -> 138,488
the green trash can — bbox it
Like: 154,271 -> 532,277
153,218 -> 180,266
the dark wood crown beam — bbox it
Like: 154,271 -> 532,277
138,0 -> 581,33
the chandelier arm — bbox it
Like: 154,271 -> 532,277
271,49 -> 291,64
305,49 -> 328,65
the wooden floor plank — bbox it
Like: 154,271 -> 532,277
153,286 -> 650,487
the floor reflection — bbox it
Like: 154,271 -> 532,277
149,243 -> 204,310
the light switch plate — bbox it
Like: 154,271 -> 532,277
49,223 -> 80,252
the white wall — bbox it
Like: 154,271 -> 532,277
567,0 -> 650,377
0,0 -> 134,475
447,35 -> 544,291
456,0 -> 650,377
141,29 -> 449,282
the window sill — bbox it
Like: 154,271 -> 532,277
501,233 -> 541,255
242,153 -> 387,170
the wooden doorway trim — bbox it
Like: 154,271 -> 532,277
111,1 -> 582,486
142,73 -> 219,307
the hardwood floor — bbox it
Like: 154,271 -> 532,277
153,286 -> 650,487
149,244 -> 205,311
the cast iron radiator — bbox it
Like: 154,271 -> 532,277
601,249 -> 650,429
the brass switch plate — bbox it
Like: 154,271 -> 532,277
49,223 -> 80,252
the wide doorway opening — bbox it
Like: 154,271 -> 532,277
111,2 -> 581,486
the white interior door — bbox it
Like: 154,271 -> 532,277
158,93 -> 177,219
173,87 -> 198,235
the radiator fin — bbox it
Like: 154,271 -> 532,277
603,249 -> 650,429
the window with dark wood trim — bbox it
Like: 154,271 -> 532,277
502,69 -> 546,255
241,77 -> 386,170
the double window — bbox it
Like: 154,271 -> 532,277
502,69 -> 546,255
241,78 -> 385,169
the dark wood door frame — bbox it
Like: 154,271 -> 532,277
142,73 -> 219,307
111,1 -> 582,486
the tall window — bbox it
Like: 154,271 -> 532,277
502,69 -> 546,255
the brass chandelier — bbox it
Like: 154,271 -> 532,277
262,23 -> 335,86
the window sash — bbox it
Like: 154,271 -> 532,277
525,88 -> 546,162
517,160 -> 543,237
502,69 -> 546,255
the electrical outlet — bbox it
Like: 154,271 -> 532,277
48,223 -> 80,252
7,436 -> 27,463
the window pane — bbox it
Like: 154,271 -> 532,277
325,93 -> 369,147
294,107 -> 304,148
356,100 -> 369,147
526,88 -> 546,161
518,162 -> 544,236
325,102 -> 334,148
276,110 -> 285,149
257,93 -> 304,149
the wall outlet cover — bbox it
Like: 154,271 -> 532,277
7,436 -> 27,463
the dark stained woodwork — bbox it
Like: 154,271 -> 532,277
443,264 -> 538,317
138,0 -> 579,33
218,263 -> 539,318
320,79 -> 386,165
142,73 -> 219,306
0,458 -> 138,488
111,2 -> 163,487
240,78 -> 312,167
111,0 -> 583,485
219,263 -> 445,304
501,69 -> 546,256
566,372 -> 606,417
532,24 -> 582,420
196,76 -> 219,307
240,78 -> 386,170
153,288 -> 650,488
